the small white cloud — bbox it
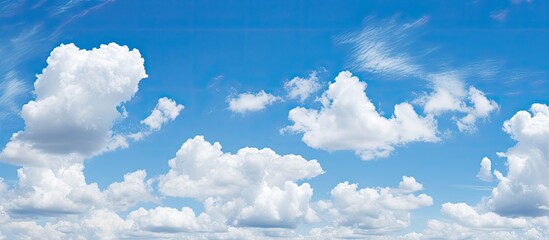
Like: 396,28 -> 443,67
129,97 -> 184,141
0,71 -> 28,117
457,87 -> 499,132
476,157 -> 493,182
490,9 -> 509,22
227,90 -> 280,114
399,176 -> 424,193
416,72 -> 498,132
285,71 -> 438,160
284,71 -> 321,102
141,97 -> 184,131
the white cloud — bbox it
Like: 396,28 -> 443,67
6,164 -> 102,215
3,165 -> 154,216
413,204 -> 549,240
314,176 -> 433,236
284,71 -> 321,102
457,87 -> 499,132
127,207 -> 216,233
141,97 -> 184,131
477,157 -> 493,182
158,135 -> 323,228
129,97 -> 184,141
0,71 -> 28,118
285,71 -> 438,160
483,104 -> 549,217
340,18 -> 422,77
441,203 -> 528,229
103,170 -> 155,211
490,9 -> 509,21
342,19 -> 499,133
227,90 -> 280,114
0,43 -> 162,217
416,72 -> 499,132
0,43 -> 147,167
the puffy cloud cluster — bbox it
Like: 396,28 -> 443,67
416,73 -> 499,132
414,203 -> 549,240
2,165 -> 153,216
158,135 -> 323,228
484,103 -> 549,217
0,43 -> 171,221
284,71 -> 321,102
311,176 -> 433,237
227,90 -> 280,114
404,104 -> 549,239
0,43 -> 147,167
285,71 -> 438,160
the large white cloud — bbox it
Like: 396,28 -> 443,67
312,176 -> 433,236
0,43 -> 162,217
3,165 -> 154,215
285,71 -> 438,160
484,103 -> 549,217
0,43 -> 147,167
227,90 -> 280,114
158,135 -> 323,229
413,203 -> 549,240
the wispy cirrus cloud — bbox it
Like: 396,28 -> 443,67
339,17 -> 499,133
339,18 -> 423,78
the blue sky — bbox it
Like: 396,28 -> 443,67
0,0 -> 548,239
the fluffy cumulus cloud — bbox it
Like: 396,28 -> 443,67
284,71 -> 321,102
6,164 -> 102,215
477,157 -> 493,182
311,176 -> 433,237
141,97 -> 184,131
0,43 -> 162,218
285,71 -> 438,160
483,103 -> 549,217
415,72 -> 499,132
403,104 -> 549,240
227,90 -> 280,114
0,43 -> 147,167
130,97 -> 184,141
158,135 -> 323,229
103,170 -> 155,211
412,203 -> 549,240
